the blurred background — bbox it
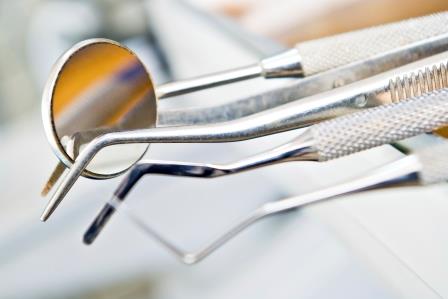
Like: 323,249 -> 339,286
2,0 -> 448,125
1,0 -> 448,298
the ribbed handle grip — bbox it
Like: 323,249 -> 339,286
312,89 -> 448,161
297,13 -> 448,76
416,141 -> 448,185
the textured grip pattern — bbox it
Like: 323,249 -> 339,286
297,13 -> 448,76
417,141 -> 448,185
312,89 -> 448,161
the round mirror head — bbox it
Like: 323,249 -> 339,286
43,39 -> 157,179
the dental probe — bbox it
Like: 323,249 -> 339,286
87,139 -> 448,264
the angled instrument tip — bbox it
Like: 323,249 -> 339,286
40,187 -> 65,221
83,196 -> 121,244
40,204 -> 55,222
40,162 -> 82,221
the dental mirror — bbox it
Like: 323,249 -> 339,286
42,39 -> 157,179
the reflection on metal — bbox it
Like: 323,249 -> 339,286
42,49 -> 448,182
41,88 -> 448,221
41,13 -> 448,221
43,13 -> 448,178
86,141 -> 448,264
42,29 -> 448,194
42,39 -> 157,178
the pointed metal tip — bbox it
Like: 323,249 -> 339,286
40,209 -> 51,222
82,199 -> 119,245
40,199 -> 59,222
39,169 -> 75,222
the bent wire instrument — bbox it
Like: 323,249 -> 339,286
85,138 -> 448,264
83,89 -> 448,244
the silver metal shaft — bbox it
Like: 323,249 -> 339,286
97,155 -> 422,264
110,140 -> 448,264
83,133 -> 317,244
154,12 -> 448,100
156,64 -> 264,99
40,13 -> 448,194
40,88 -> 448,221
155,48 -> 304,99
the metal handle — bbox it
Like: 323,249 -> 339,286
157,12 -> 448,99
296,12 -> 448,76
312,89 -> 448,161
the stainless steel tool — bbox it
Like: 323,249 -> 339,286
42,24 -> 448,196
83,88 -> 448,243
85,139 -> 448,264
40,52 -> 448,221
42,12 -> 448,184
118,13 -> 448,99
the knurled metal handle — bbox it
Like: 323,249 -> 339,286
297,13 -> 448,76
312,89 -> 448,161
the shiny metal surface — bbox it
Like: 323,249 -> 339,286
156,48 -> 303,98
152,14 -> 447,125
41,32 -> 448,195
389,63 -> 448,101
158,43 -> 448,126
156,12 -> 448,97
83,132 -> 317,244
88,153 -> 428,264
42,38 -> 158,178
83,88 -> 448,242
312,89 -> 448,161
40,88 -> 448,221
296,12 -> 448,76
41,14 -> 448,189
155,64 -> 263,99
46,51 -> 448,180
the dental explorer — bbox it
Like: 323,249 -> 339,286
86,138 -> 448,264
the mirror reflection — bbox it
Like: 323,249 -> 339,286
51,40 -> 157,176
